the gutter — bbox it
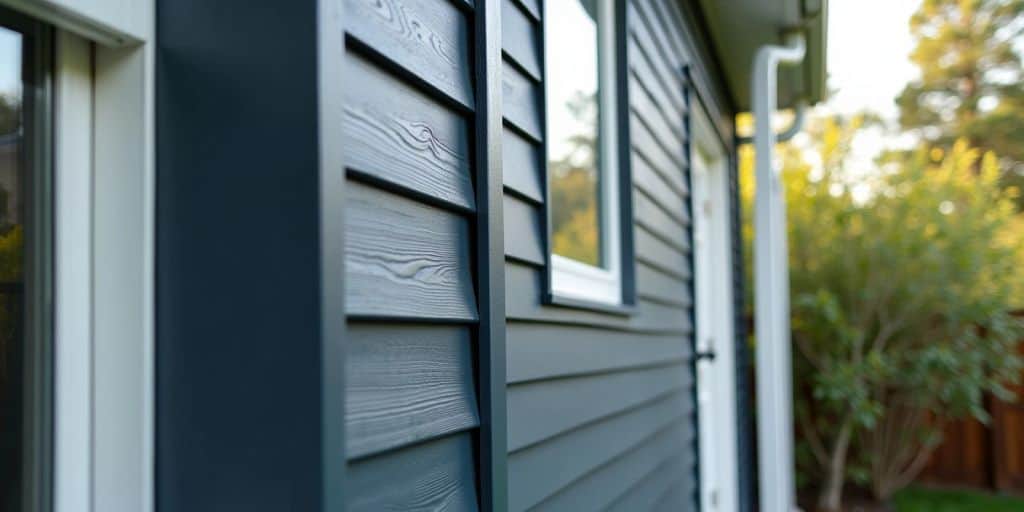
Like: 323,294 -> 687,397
752,32 -> 806,512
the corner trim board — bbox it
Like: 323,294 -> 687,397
318,0 -> 348,509
474,0 -> 509,508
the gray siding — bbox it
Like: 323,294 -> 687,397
338,0 -> 736,508
342,0 -> 482,509
502,0 -> 724,509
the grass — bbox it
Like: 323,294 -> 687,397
894,486 -> 1024,512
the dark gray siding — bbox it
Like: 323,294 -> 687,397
341,0 -> 484,509
502,0 -> 733,509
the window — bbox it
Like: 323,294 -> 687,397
546,0 -> 622,305
0,11 -> 52,511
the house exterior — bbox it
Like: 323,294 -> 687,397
0,0 -> 826,511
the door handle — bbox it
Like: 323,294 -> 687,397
693,349 -> 716,362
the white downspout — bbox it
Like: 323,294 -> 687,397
753,32 -> 806,512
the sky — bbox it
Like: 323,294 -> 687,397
798,0 -> 924,194
545,0 -> 599,166
825,0 -> 922,119
0,1 -> 925,163
0,27 -> 18,99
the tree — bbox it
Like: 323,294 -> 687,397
551,91 -> 601,265
896,0 -> 1024,205
741,112 -> 1024,510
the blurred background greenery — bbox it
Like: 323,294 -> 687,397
739,0 -> 1024,510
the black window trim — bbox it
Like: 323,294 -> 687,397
0,7 -> 54,512
541,0 -> 636,316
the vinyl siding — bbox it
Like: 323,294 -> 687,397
502,0 -> 719,509
156,0 -> 741,508
341,0 -> 482,509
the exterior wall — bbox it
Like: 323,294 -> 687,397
501,0 -> 737,510
155,0 -> 740,510
340,0 -> 486,510
156,3 -> 327,510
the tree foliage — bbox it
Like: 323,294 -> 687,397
740,111 -> 1024,510
551,91 -> 601,266
897,0 -> 1024,204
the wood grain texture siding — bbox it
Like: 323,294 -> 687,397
626,29 -> 685,116
500,0 -> 541,80
645,0 -> 691,65
346,324 -> 479,459
633,298 -> 693,334
507,363 -> 691,451
348,432 -> 481,512
506,322 -> 689,383
633,152 -> 688,220
636,261 -> 691,306
606,451 -> 688,511
626,4 -> 686,111
632,109 -> 687,172
508,392 -> 690,511
631,0 -> 687,72
635,191 -> 690,252
635,227 -> 689,280
505,262 -> 690,332
632,116 -> 686,193
655,477 -> 695,512
633,145 -> 687,199
344,0 -> 474,108
344,55 -> 475,211
530,422 -> 690,511
502,59 -> 543,141
630,76 -> 685,152
503,194 -> 544,265
511,0 -> 539,21
493,0 -> 731,508
502,127 -> 544,203
345,181 -> 478,321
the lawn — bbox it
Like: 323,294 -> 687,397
894,486 -> 1024,512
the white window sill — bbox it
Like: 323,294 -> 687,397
550,253 -> 624,308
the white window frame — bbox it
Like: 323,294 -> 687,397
547,0 -> 622,305
3,1 -> 157,510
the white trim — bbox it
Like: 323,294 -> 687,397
0,0 -> 147,45
550,253 -> 620,304
35,1 -> 155,510
91,38 -> 154,512
691,99 -> 739,512
53,29 -> 92,512
548,0 -> 622,305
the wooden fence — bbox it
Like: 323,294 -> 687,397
919,336 -> 1024,493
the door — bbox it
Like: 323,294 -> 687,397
692,104 -> 739,512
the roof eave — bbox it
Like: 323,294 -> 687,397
696,0 -> 829,111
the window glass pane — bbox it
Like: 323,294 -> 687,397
547,0 -> 602,267
0,24 -> 24,511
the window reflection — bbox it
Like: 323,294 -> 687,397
0,24 -> 24,512
547,0 -> 603,267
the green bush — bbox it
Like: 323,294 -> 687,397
740,114 -> 1024,510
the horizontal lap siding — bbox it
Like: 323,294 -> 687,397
342,0 -> 481,509
348,433 -> 479,511
502,0 -> 700,509
346,324 -> 479,459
